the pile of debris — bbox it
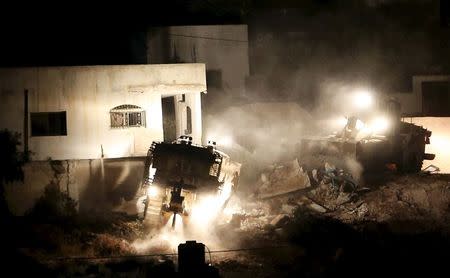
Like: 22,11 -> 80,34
222,160 -> 362,240
230,159 -> 450,238
254,159 -> 363,213
256,159 -> 311,199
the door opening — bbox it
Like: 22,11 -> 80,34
162,96 -> 177,142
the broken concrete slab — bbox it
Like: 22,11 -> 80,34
257,159 -> 311,199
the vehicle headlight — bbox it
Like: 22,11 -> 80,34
370,116 -> 390,134
353,89 -> 373,110
355,119 -> 365,131
147,185 -> 159,197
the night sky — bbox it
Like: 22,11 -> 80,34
0,0 -> 448,74
0,1 -> 242,67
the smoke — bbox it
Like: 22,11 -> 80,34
132,182 -> 238,253
203,82 -> 371,188
134,0 -> 447,254
204,0 -> 446,185
204,102 -> 316,184
132,215 -> 185,253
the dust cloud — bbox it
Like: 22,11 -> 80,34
203,80 -> 370,187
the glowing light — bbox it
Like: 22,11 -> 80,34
219,182 -> 233,203
332,116 -> 348,129
147,185 -> 159,197
190,182 -> 233,227
218,136 -> 233,148
355,119 -> 365,130
166,214 -> 184,233
370,116 -> 390,134
190,195 -> 220,226
356,126 -> 373,139
353,89 -> 373,109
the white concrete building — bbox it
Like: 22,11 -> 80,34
0,64 -> 206,161
393,75 -> 450,116
147,25 -> 249,109
392,75 -> 450,173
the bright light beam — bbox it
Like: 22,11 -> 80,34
353,89 -> 373,110
370,116 -> 390,134
147,185 -> 159,197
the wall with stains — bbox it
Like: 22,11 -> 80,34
147,25 -> 249,112
4,158 -> 145,216
148,25 -> 248,92
0,64 -> 206,160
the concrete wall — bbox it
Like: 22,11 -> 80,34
406,117 -> 450,173
147,25 -> 249,103
0,64 -> 206,160
4,158 -> 145,216
392,75 -> 450,115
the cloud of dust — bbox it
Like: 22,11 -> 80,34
203,81 -> 371,188
132,183 -> 239,254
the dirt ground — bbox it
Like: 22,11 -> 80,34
5,173 -> 450,277
214,173 -> 450,277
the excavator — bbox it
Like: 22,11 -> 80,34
300,95 -> 435,174
257,94 -> 436,200
137,136 -> 241,228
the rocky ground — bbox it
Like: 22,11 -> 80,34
213,172 -> 450,277
5,172 -> 450,277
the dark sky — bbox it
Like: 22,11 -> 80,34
0,0 -> 448,68
0,1 -> 243,67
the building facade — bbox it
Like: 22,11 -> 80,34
393,75 -> 450,116
147,25 -> 249,112
0,64 -> 206,161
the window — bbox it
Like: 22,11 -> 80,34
31,111 -> 67,136
185,106 -> 192,135
206,70 -> 223,89
110,104 -> 146,128
441,0 -> 450,27
422,81 -> 450,116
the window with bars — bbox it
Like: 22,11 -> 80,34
110,104 -> 146,128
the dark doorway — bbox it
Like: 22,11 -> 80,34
185,106 -> 192,135
422,81 -> 450,116
162,96 -> 176,142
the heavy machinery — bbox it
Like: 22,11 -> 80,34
138,136 -> 241,227
299,94 -> 435,174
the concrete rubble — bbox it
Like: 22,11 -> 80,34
255,159 -> 360,211
256,159 -> 311,199
234,159 -> 450,237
